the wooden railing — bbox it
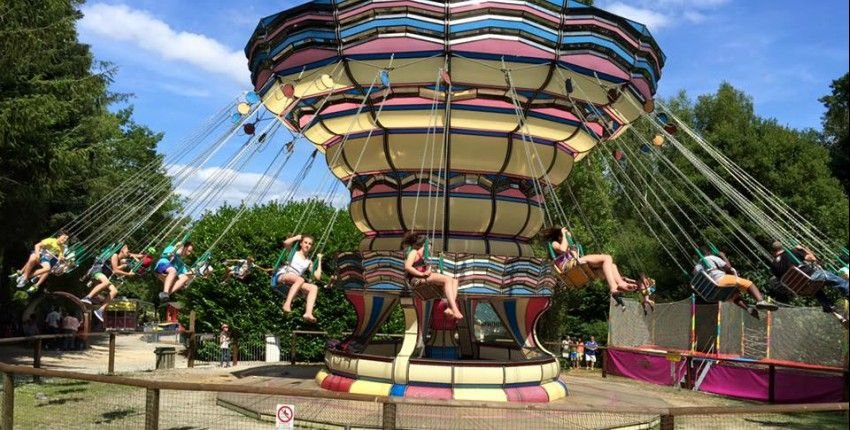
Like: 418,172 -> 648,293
0,362 -> 846,430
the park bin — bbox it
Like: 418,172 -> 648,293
154,346 -> 176,369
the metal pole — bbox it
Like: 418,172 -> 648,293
145,388 -> 160,430
2,372 -> 14,430
108,332 -> 116,375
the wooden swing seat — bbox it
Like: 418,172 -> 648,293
690,270 -> 738,302
780,266 -> 826,297
405,279 -> 443,301
555,262 -> 596,289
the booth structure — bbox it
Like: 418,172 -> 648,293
316,252 -> 567,402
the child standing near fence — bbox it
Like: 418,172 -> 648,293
219,324 -> 232,368
575,338 -> 585,369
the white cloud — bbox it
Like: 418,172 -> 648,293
158,83 -> 211,98
169,165 -> 289,211
598,0 -> 730,32
605,3 -> 671,30
79,3 -> 247,83
167,164 -> 348,214
683,10 -> 707,24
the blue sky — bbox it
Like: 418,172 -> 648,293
76,0 -> 849,208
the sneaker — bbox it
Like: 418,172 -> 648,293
755,301 -> 779,311
158,292 -> 169,302
16,275 -> 27,289
8,270 -> 21,279
94,309 -> 104,322
748,307 -> 761,320
822,304 -> 837,314
26,284 -> 39,295
80,297 -> 92,305
613,294 -> 626,308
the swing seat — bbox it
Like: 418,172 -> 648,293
556,263 -> 596,289
780,266 -> 826,297
690,271 -> 737,302
404,279 -> 443,301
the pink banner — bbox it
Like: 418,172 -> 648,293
606,349 -> 686,386
700,363 -> 844,403
699,363 -> 767,400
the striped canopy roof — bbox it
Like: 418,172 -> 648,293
245,0 -> 665,256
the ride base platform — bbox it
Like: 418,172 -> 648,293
215,364 -> 715,429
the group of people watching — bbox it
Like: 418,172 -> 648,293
560,336 -> 600,370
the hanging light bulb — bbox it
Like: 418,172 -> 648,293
652,134 -> 665,146
282,83 -> 295,98
246,91 -> 261,104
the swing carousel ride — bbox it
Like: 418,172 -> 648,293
242,0 -> 661,402
20,0 -> 848,407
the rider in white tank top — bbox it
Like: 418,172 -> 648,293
281,252 -> 311,275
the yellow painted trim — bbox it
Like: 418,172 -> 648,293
541,380 -> 567,401
453,388 -> 508,402
349,380 -> 392,396
314,368 -> 330,386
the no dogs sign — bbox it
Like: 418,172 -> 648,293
275,404 -> 295,430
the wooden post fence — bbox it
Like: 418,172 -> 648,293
659,413 -> 674,430
187,311 -> 196,369
33,338 -> 42,383
108,332 -> 116,375
381,402 -> 397,430
2,372 -> 14,430
290,332 -> 297,366
145,388 -> 160,430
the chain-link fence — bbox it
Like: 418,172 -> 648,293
610,297 -> 848,367
1,362 -> 847,430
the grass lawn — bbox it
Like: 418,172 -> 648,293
11,378 -> 146,428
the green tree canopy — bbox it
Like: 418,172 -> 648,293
819,73 -> 849,194
1,0 -> 173,303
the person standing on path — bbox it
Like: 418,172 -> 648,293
44,307 -> 61,349
585,337 -> 599,370
61,312 -> 80,351
219,324 -> 232,367
575,337 -> 585,369
560,336 -> 570,369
